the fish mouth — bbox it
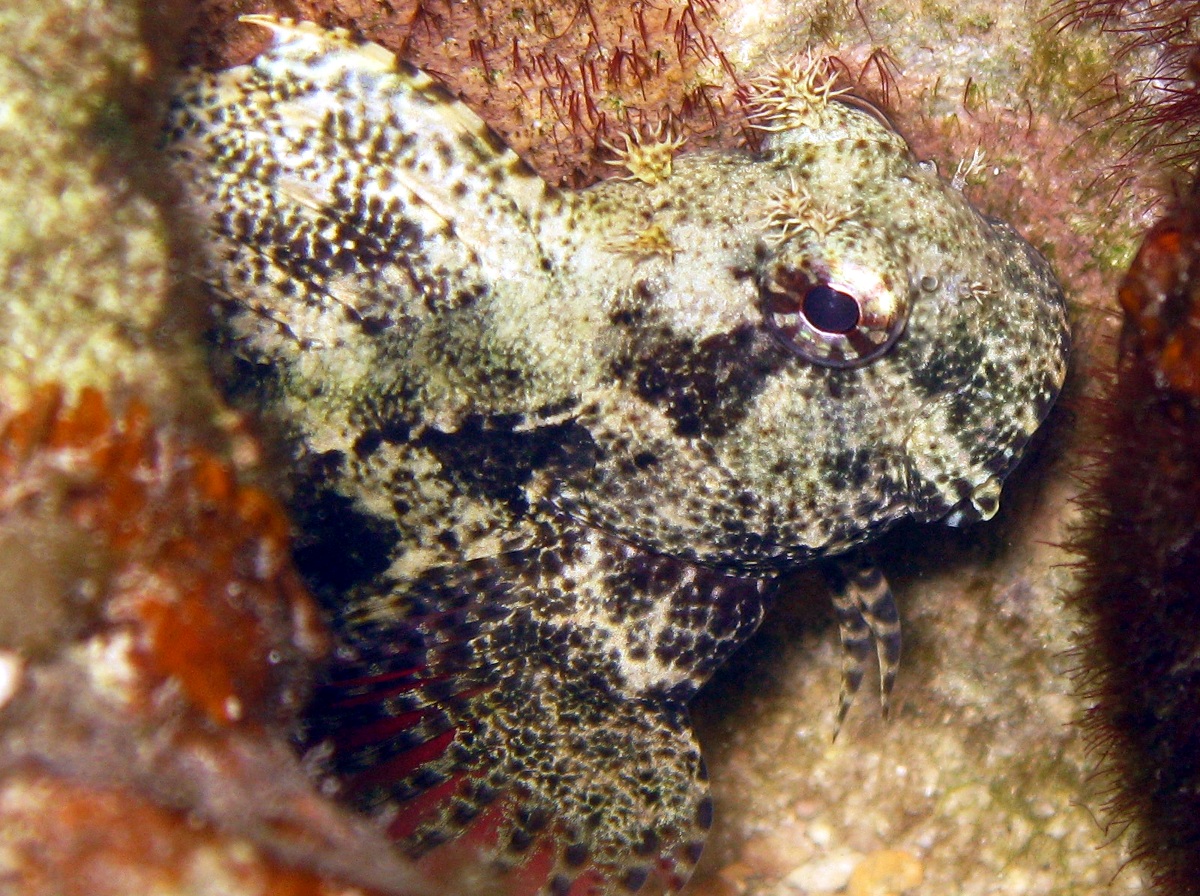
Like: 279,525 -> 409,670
897,382 -> 1012,527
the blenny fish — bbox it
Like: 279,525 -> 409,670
165,18 -> 1069,895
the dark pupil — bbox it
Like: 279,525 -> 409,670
802,284 -> 860,333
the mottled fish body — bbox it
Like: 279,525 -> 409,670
166,19 -> 1068,895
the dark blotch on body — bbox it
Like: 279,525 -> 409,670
909,332 -> 986,398
419,415 -> 598,513
291,480 -> 403,607
618,324 -> 789,438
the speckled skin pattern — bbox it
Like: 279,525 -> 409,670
165,19 -> 1069,896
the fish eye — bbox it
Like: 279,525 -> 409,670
800,284 -> 860,333
760,262 -> 909,368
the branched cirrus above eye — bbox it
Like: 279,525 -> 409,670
761,262 -> 909,368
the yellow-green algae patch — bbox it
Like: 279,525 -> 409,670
0,0 -> 213,415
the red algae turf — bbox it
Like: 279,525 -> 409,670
0,769 -> 361,896
0,387 -> 426,896
0,384 -> 326,727
181,0 -> 748,185
1069,188 -> 1200,896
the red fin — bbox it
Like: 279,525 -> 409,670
310,647 -> 713,894
304,532 -> 761,893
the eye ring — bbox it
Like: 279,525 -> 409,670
832,94 -> 900,136
760,262 -> 909,368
